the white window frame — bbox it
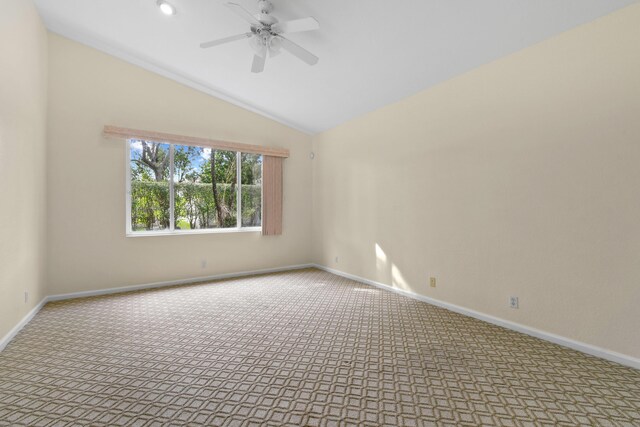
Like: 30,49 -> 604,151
125,140 -> 262,237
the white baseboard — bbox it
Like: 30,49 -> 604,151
46,264 -> 315,301
0,264 -> 314,352
0,298 -> 48,352
313,264 -> 640,370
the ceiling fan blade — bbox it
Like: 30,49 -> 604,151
278,36 -> 319,66
200,33 -> 252,49
251,53 -> 266,73
271,17 -> 319,34
225,2 -> 261,27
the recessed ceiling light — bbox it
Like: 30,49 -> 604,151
157,1 -> 176,16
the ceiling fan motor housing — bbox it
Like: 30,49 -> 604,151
257,0 -> 273,14
255,0 -> 277,26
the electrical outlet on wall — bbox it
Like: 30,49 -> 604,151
509,296 -> 519,309
429,277 -> 436,288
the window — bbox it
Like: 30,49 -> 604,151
127,140 -> 262,235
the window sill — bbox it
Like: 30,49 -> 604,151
126,227 -> 262,237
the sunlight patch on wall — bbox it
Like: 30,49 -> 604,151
375,243 -> 388,274
391,264 -> 411,292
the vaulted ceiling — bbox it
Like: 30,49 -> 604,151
34,0 -> 637,134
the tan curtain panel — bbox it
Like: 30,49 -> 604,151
262,156 -> 283,236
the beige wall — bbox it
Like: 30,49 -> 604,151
0,0 -> 48,340
46,34 -> 313,295
312,4 -> 640,359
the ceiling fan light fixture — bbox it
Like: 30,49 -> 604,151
268,37 -> 282,57
248,36 -> 264,54
157,0 -> 176,16
269,36 -> 281,51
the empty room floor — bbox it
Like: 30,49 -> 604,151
0,269 -> 638,426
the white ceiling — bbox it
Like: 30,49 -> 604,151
34,0 -> 637,134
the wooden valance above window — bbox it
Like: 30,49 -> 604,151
103,125 -> 289,158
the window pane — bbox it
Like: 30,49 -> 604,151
173,145 -> 237,229
130,140 -> 170,231
241,153 -> 262,227
173,145 -> 206,230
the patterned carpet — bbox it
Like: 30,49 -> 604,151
0,269 -> 638,426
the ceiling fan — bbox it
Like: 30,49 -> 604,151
200,0 -> 320,73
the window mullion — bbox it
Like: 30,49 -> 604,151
236,151 -> 241,229
126,141 -> 132,234
169,144 -> 175,232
